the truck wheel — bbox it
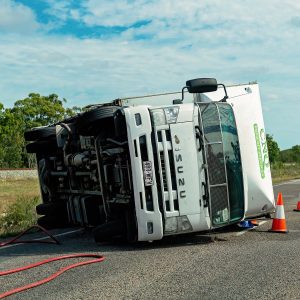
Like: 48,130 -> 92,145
76,106 -> 118,136
36,202 -> 67,216
24,126 -> 56,141
93,220 -> 126,243
26,139 -> 58,153
37,215 -> 69,229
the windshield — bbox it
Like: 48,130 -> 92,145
198,102 -> 244,226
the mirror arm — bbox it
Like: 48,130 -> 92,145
181,86 -> 188,101
217,83 -> 228,102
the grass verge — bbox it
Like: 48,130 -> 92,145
0,178 -> 41,238
271,163 -> 300,184
0,178 -> 40,213
0,195 -> 40,238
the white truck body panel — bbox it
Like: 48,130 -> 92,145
121,83 -> 275,224
120,91 -> 194,107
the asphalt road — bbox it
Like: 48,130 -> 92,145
1,180 -> 300,300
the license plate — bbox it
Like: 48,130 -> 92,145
143,161 -> 153,186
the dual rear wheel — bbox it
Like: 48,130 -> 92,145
36,202 -> 69,229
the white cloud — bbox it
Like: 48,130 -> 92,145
0,0 -> 299,148
43,0 -> 71,21
78,0 -> 299,35
0,0 -> 39,33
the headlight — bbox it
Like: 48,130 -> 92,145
151,107 -> 179,126
164,107 -> 179,123
151,109 -> 166,126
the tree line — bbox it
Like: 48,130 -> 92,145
266,135 -> 299,165
0,93 -> 80,168
0,93 -> 298,168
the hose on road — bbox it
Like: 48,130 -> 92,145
0,226 -> 105,299
0,254 -> 105,299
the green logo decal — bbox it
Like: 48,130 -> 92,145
254,124 -> 270,179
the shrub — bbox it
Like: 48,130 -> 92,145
0,196 -> 40,237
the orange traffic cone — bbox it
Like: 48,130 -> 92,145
250,220 -> 259,226
269,193 -> 288,233
293,201 -> 300,212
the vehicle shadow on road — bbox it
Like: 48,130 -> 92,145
94,224 -> 248,252
0,223 -> 255,258
0,223 -> 252,257
0,227 -> 227,258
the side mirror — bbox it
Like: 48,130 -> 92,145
181,77 -> 228,102
186,78 -> 218,93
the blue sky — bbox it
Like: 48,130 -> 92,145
0,0 -> 299,149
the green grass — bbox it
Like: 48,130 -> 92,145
271,163 -> 300,184
0,195 -> 40,237
0,178 -> 41,237
0,178 -> 40,213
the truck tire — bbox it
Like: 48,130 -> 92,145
76,106 -> 118,136
26,139 -> 57,153
24,126 -> 56,141
37,215 -> 69,229
36,202 -> 67,216
93,220 -> 126,243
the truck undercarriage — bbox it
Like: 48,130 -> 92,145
25,105 -> 138,242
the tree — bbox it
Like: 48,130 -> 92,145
12,93 -> 80,131
291,145 -> 300,163
0,105 -> 24,167
0,94 -> 81,168
266,134 -> 280,164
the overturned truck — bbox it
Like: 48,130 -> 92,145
25,78 -> 275,242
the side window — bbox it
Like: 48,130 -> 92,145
219,104 -> 244,221
200,103 -> 227,186
200,104 -> 222,143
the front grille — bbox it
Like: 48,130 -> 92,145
153,129 -> 179,216
160,151 -> 168,190
168,150 -> 177,190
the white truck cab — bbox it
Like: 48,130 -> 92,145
24,78 -> 275,242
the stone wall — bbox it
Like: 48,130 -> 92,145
0,169 -> 38,180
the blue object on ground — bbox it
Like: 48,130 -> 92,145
238,220 -> 254,229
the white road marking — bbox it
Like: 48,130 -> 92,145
35,228 -> 84,241
235,221 -> 268,236
274,179 -> 300,187
0,228 -> 84,250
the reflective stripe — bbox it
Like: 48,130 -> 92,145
275,205 -> 285,219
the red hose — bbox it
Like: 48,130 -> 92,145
0,225 -> 60,247
0,253 -> 105,299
